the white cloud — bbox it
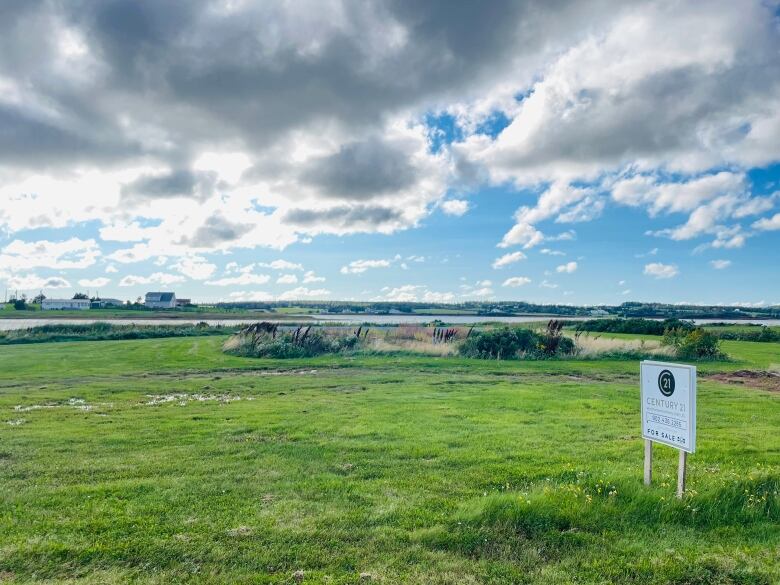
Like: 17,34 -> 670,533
498,222 -> 545,249
105,264 -> 118,273
540,248 -> 565,256
378,285 -> 422,302
3,273 -> 72,291
78,277 -> 111,288
422,290 -> 456,302
753,212 -> 780,231
710,259 -> 731,269
276,273 -> 298,284
644,262 -> 679,279
99,221 -> 156,242
502,276 -> 531,287
205,273 -> 271,286
227,290 -> 274,302
277,286 -> 330,300
492,251 -> 526,269
540,280 -> 558,289
440,199 -> 470,216
259,260 -> 304,271
621,289 -> 631,295
171,256 -> 217,280
340,259 -> 392,274
302,271 -> 326,283
0,238 -> 101,271
465,287 -> 494,298
119,272 -> 186,287
556,261 -> 578,274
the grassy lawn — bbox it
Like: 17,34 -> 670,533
0,336 -> 778,584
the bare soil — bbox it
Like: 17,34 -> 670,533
707,369 -> 780,392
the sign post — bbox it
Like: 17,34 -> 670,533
640,361 -> 696,498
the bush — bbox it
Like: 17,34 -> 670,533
575,318 -> 694,336
662,327 -> 725,360
712,326 -> 780,343
13,299 -> 27,310
458,326 -> 575,360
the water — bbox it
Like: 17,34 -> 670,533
1,315 -> 779,331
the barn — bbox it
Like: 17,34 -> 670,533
144,292 -> 177,309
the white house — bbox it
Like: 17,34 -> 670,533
42,298 -> 91,311
145,292 -> 176,309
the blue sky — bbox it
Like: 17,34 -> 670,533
1,1 -> 779,306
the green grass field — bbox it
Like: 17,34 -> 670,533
1,336 -> 778,584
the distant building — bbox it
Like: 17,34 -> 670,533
91,298 -> 124,308
175,298 -> 192,308
42,298 -> 91,311
145,292 -> 176,309
590,309 -> 610,316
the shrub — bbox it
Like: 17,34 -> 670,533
575,318 -> 694,336
13,299 -> 27,310
712,326 -> 780,343
458,325 -> 575,360
662,327 -> 725,360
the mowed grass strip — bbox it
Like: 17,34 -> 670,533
0,337 -> 778,584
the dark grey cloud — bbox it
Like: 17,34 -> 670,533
184,215 -> 253,248
121,169 -> 219,203
283,205 -> 405,230
300,138 -> 418,200
0,0 -> 618,172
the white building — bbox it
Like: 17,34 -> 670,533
145,292 -> 176,309
42,298 -> 91,311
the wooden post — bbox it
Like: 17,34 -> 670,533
644,439 -> 653,486
676,450 -> 687,498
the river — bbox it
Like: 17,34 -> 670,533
1,315 -> 779,331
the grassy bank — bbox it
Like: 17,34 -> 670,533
0,322 -> 244,345
0,335 -> 778,583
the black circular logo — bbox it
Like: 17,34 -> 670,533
658,370 -> 675,396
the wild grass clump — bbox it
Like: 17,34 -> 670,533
224,324 -> 360,358
459,322 -> 575,360
572,334 -> 674,360
662,327 -> 727,360
0,322 -> 237,345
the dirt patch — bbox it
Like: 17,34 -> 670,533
707,370 -> 780,392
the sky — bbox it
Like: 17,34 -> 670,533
1,0 -> 779,307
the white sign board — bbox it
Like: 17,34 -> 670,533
640,360 -> 696,453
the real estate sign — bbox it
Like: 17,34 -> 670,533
640,360 -> 696,453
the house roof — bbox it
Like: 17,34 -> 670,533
145,292 -> 175,302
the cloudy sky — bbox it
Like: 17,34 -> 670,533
1,0 -> 779,306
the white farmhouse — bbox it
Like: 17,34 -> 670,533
41,298 -> 91,311
145,292 -> 176,309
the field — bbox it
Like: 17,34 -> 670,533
0,305 -> 310,321
1,335 -> 778,584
